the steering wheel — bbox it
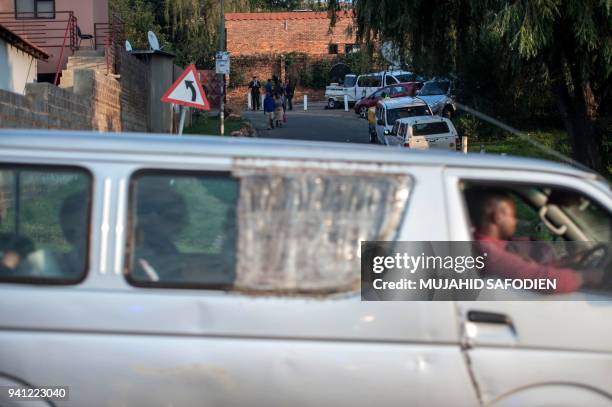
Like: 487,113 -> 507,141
558,243 -> 609,269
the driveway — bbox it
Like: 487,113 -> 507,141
241,101 -> 370,144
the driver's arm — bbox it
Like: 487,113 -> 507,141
479,240 -> 583,293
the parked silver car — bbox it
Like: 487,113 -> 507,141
417,80 -> 456,118
0,131 -> 611,406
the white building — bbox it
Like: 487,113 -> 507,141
0,23 -> 49,94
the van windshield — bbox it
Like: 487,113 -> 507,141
343,75 -> 357,87
412,121 -> 450,136
386,105 -> 431,124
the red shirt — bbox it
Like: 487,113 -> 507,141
475,234 -> 582,293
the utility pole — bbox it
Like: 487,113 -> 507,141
218,0 -> 225,135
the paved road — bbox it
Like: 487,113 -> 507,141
241,102 -> 371,144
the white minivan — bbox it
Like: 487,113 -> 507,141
325,70 -> 422,108
374,97 -> 433,143
0,130 -> 611,407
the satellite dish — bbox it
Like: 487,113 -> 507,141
147,31 -> 160,51
125,40 -> 132,52
381,41 -> 401,68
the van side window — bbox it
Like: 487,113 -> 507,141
126,168 -> 411,294
0,166 -> 91,283
357,76 -> 367,87
462,182 -> 612,293
385,76 -> 398,86
126,172 -> 239,288
372,75 -> 382,87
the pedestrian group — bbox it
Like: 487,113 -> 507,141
249,75 -> 294,130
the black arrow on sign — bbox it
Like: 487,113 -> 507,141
185,80 -> 197,101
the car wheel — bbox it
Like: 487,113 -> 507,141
442,106 -> 453,119
359,106 -> 368,119
327,99 -> 336,109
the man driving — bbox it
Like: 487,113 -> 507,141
467,190 -> 603,293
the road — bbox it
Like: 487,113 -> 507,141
241,101 -> 370,143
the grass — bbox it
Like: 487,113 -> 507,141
184,114 -> 248,136
466,128 -> 572,159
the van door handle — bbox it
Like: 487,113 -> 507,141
467,310 -> 517,336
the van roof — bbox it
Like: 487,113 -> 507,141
360,70 -> 413,77
0,130 -> 602,181
395,116 -> 450,125
377,97 -> 428,109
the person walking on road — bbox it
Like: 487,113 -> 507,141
273,93 -> 284,128
368,106 -> 377,143
263,93 -> 275,130
284,79 -> 294,111
248,76 -> 261,111
265,78 -> 273,96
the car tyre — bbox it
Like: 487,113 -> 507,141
327,99 -> 336,109
359,106 -> 368,119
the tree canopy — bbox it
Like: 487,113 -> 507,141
328,0 -> 611,173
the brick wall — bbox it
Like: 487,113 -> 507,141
226,11 -> 356,56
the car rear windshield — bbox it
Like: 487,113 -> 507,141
126,165 -> 411,294
387,105 -> 431,124
395,74 -> 418,83
412,121 -> 450,136
419,82 -> 445,96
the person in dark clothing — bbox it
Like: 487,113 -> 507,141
284,79 -> 294,110
263,93 -> 275,129
265,78 -> 273,96
248,76 -> 261,111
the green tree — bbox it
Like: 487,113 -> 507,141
328,0 -> 611,173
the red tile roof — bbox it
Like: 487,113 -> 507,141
226,10 -> 352,21
0,23 -> 49,60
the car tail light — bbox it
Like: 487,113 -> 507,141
403,142 -> 410,148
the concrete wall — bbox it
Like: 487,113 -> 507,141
0,38 -> 38,94
134,52 -> 174,133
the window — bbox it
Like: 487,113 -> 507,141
328,43 -> 338,54
385,75 -> 398,86
462,182 -> 612,294
386,105 -> 432,124
127,171 -> 239,288
371,75 -> 382,87
344,44 -> 359,54
0,166 -> 91,283
15,0 -> 55,18
412,121 -> 450,136
126,167 -> 411,293
396,73 -> 419,83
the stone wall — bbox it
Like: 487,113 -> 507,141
0,52 -> 149,132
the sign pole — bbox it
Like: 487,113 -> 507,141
178,105 -> 186,135
219,0 -> 225,135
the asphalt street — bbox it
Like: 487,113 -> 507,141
241,101 -> 371,144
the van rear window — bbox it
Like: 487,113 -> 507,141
387,105 -> 431,124
126,165 -> 411,294
0,166 -> 91,283
412,122 -> 450,136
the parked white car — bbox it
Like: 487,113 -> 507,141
374,97 -> 433,144
325,70 -> 422,108
0,130 -> 611,407
388,115 -> 459,150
